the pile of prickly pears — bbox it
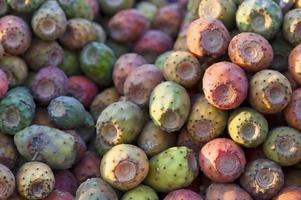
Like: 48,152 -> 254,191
3,0 -> 301,199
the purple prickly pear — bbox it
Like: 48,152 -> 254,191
54,170 -> 78,195
0,132 -> 17,169
0,164 -> 15,199
206,183 -> 252,200
164,189 -> 202,200
65,130 -> 87,162
45,190 -> 74,200
0,69 -> 8,98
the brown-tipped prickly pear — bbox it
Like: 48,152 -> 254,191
285,88 -> 301,131
0,132 -> 17,169
273,186 -> 301,200
100,144 -> 149,190
32,0 -> 67,41
96,101 -> 144,145
149,81 -> 191,133
24,40 -> 64,71
283,8 -> 301,45
228,32 -> 273,72
122,185 -> 159,200
289,43 -> 301,84
32,66 -> 68,105
240,159 -> 284,200
14,125 -> 76,169
164,189 -> 202,200
186,18 -> 230,58
54,170 -> 78,196
0,15 -> 31,55
58,0 -> 95,20
0,164 -> 15,199
75,177 -> 118,200
45,190 -> 74,200
187,95 -> 228,143
6,0 -> 44,13
145,146 -> 199,192
263,126 -> 301,166
203,62 -> 248,110
206,183 -> 252,200
249,69 -> 292,114
124,64 -> 163,107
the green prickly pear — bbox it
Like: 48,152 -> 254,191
59,49 -> 81,76
136,2 -> 158,23
58,0 -> 95,20
122,185 -> 159,200
7,0 -> 44,13
99,0 -> 134,16
155,51 -> 172,70
283,8 -> 301,45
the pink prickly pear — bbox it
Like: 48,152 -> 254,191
0,69 -> 8,98
54,170 -> 78,195
164,189 -> 203,200
44,190 -> 74,200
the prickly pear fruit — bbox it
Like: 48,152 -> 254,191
284,169 -> 301,187
32,66 -> 68,105
109,9 -> 149,43
186,18 -> 230,58
249,69 -> 292,114
90,87 -> 120,120
206,183 -> 252,200
0,69 -> 8,98
163,51 -> 202,88
24,40 -> 64,71
113,53 -> 146,95
7,0 -> 44,13
94,134 -> 114,156
59,18 -> 96,50
164,189 -> 202,200
54,170 -> 78,195
284,71 -> 298,90
240,159 -> 284,200
75,178 -> 118,200
100,144 -> 149,190
0,0 -> 9,16
263,126 -> 301,166
134,30 -> 173,63
96,101 -> 144,145
145,146 -> 198,192
122,185 -> 158,200
228,107 -> 268,148
203,62 -> 248,110
59,49 -> 81,76
92,22 -> 106,43
187,95 -> 228,143
80,42 -> 116,86
236,0 -> 283,39
137,121 -> 177,157
99,0 -> 134,15
285,88 -> 301,131
0,132 -> 17,169
198,0 -> 237,29
273,186 -> 301,200
14,125 -> 76,169
228,32 -> 273,72
72,151 -> 101,183
136,2 -> 158,23
32,0 -> 67,41
0,15 -> 31,55
124,64 -> 164,107
0,164 -> 15,199
65,130 -> 86,162
199,138 -> 246,182
75,111 -> 95,142
155,51 -> 172,70
177,127 -> 205,155
45,190 -> 74,200
0,87 -> 35,135
149,81 -> 191,133
289,43 -> 301,84
283,9 -> 301,45
58,0 -> 94,20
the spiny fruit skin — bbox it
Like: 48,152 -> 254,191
240,159 -> 284,200
44,190 -> 74,200
163,51 -> 203,88
80,42 -> 116,86
0,87 -> 35,135
72,151 -> 101,183
47,96 -> 86,129
284,88 -> 301,131
228,32 -> 273,72
122,185 -> 159,200
273,186 -> 301,200
0,132 -> 17,169
59,49 -> 81,76
32,0 -> 67,41
59,18 -> 97,50
284,169 -> 301,187
205,183 -> 252,200
92,22 -> 106,43
58,0 -> 94,20
32,66 -> 68,105
134,30 -> 173,63
54,170 -> 78,195
164,189 -> 202,200
186,18 -> 231,58
263,126 -> 301,166
0,164 -> 15,199
289,43 -> 301,84
198,0 -> 237,29
155,51 -> 172,70
283,9 -> 301,45
99,0 -> 134,16
24,40 -> 64,71
124,64 -> 164,107
32,107 -> 55,128
187,95 -> 228,143
90,87 -> 120,120
249,69 -> 292,114
113,53 -> 146,95
109,9 -> 150,43
199,138 -> 246,182
96,101 -> 144,145
67,76 -> 98,107
0,15 -> 31,55
145,146 -> 199,192
0,0 -> 9,16
100,144 -> 149,190
236,0 -> 283,40
75,178 -> 118,200
137,121 -> 177,157
6,0 -> 44,13
17,162 -> 55,200
149,81 -> 191,133
14,125 -> 76,169
136,2 -> 158,23
228,107 -> 269,148
177,127 -> 205,155
203,62 -> 248,110
0,69 -> 8,98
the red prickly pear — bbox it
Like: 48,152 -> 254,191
44,190 -> 74,200
273,186 -> 301,200
0,164 -> 15,199
203,62 -> 248,110
285,88 -> 301,131
199,138 -> 246,182
164,189 -> 203,200
0,132 -> 17,169
0,69 -> 8,98
54,170 -> 78,195
206,183 -> 252,200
